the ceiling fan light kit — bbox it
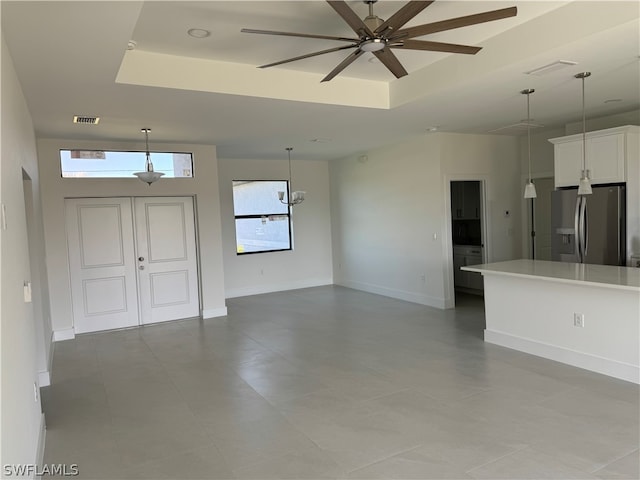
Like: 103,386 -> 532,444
242,0 -> 517,82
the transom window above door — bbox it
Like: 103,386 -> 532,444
59,149 -> 193,178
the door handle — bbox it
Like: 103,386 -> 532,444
138,257 -> 144,262
139,265 -> 145,270
574,196 -> 582,262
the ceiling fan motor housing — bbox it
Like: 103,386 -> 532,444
364,15 -> 384,34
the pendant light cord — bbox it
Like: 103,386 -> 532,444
527,92 -> 532,182
286,147 -> 293,193
581,75 -> 586,175
143,128 -> 152,171
575,72 -> 591,176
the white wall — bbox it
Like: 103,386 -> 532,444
1,35 -> 49,469
37,139 -> 227,335
330,132 -> 522,309
217,158 -> 333,297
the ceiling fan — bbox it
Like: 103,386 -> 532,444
242,0 -> 517,82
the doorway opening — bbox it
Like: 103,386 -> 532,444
449,180 -> 486,306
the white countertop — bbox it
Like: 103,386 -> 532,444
462,259 -> 640,292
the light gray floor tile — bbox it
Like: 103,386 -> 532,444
346,446 -> 472,479
466,446 -> 599,479
41,287 -> 639,480
594,449 -> 640,479
124,444 -> 234,479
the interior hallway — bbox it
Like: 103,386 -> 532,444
42,286 -> 639,479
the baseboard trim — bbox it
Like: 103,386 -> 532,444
53,328 -> 75,342
225,279 -> 333,299
202,307 -> 228,319
337,279 -> 446,309
37,413 -> 46,467
485,329 -> 640,384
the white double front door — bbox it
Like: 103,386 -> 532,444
65,197 -> 200,334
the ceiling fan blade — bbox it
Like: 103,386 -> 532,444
326,1 -> 374,38
375,1 -> 434,37
321,48 -> 365,82
392,6 -> 517,40
241,28 -> 358,43
373,48 -> 408,79
258,44 -> 358,69
392,39 -> 481,54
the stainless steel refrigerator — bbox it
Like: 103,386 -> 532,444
551,184 -> 625,265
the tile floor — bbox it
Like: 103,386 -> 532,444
42,286 -> 639,479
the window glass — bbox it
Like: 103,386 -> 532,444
232,180 -> 291,254
60,150 -> 193,178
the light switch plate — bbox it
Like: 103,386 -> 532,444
1,204 -> 6,230
24,282 -> 32,303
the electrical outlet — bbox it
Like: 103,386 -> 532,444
573,313 -> 585,328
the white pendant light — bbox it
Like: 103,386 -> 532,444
134,128 -> 164,185
575,72 -> 592,195
521,88 -> 537,199
278,147 -> 305,206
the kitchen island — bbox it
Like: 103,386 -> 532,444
462,259 -> 640,384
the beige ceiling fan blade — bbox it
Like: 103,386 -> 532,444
326,1 -> 374,38
393,6 -> 517,40
373,48 -> 408,79
241,28 -> 358,43
392,39 -> 482,54
257,44 -> 359,69
375,1 -> 434,37
322,48 -> 365,82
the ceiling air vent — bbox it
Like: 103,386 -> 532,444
73,115 -> 100,125
525,60 -> 577,76
488,121 -> 544,135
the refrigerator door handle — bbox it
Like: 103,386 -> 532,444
574,196 -> 582,262
582,200 -> 588,258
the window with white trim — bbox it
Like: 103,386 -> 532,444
232,180 -> 291,254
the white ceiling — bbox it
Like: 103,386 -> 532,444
2,1 -> 639,160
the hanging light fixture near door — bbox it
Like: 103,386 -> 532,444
134,128 -> 164,185
521,88 -> 537,199
575,72 -> 592,195
278,147 -> 305,206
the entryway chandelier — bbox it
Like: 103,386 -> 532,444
278,147 -> 305,206
134,128 -> 164,185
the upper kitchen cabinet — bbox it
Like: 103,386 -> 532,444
451,181 -> 481,219
550,125 -> 639,188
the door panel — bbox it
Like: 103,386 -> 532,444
134,197 -> 199,324
65,198 -> 139,333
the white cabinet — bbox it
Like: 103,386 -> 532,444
550,126 -> 636,188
